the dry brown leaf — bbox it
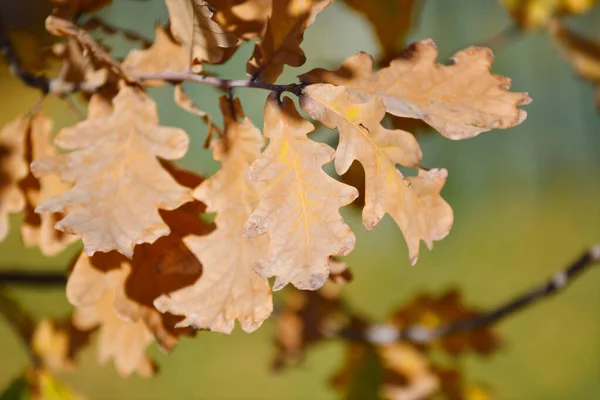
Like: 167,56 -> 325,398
71,261 -> 157,377
19,114 -> 77,256
154,96 -> 272,334
31,318 -> 92,372
300,41 -> 531,140
0,117 -> 29,242
301,84 -> 452,264
30,87 -> 192,258
501,0 -> 598,29
211,0 -> 271,40
390,290 -> 500,356
243,94 -> 357,290
122,25 -> 189,86
342,0 -> 422,64
550,20 -> 600,110
247,0 -> 332,83
164,0 -> 239,66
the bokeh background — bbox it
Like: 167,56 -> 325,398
1,0 -> 599,399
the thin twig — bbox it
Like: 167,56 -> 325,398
0,289 -> 40,366
0,270 -> 67,286
476,23 -> 523,54
135,71 -> 306,96
342,244 -> 600,345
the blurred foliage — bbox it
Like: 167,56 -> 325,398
0,0 -> 599,399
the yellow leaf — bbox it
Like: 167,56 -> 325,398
30,87 -> 192,258
501,0 -> 598,29
19,114 -> 78,256
155,96 -> 272,334
211,0 -> 272,40
243,93 -> 358,290
300,41 -> 531,140
247,0 -> 332,83
301,84 -> 452,264
0,117 -> 29,242
164,0 -> 239,65
122,25 -> 190,85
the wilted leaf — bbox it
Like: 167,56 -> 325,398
300,41 -> 531,140
390,290 -> 501,356
122,25 -> 189,85
19,114 -> 77,256
31,87 -> 192,258
0,117 -> 29,242
550,19 -> 600,110
49,38 -> 107,93
32,319 -> 91,372
301,84 -> 452,264
155,96 -> 272,333
247,0 -> 332,83
211,0 -> 271,40
164,0 -> 239,66
501,0 -> 598,29
342,0 -> 423,64
244,94 -> 357,290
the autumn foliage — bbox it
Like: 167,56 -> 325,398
1,0 -> 598,399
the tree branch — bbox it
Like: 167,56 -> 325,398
342,244 -> 600,345
0,270 -> 66,286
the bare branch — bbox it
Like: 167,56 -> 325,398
0,270 -> 67,286
341,244 -> 600,345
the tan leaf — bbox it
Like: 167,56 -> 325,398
0,117 -> 29,242
49,38 -> 107,93
243,93 -> 357,290
122,25 -> 189,86
501,0 -> 598,29
31,318 -> 92,372
300,41 -> 531,140
164,0 -> 239,66
19,114 -> 77,256
342,0 -> 423,64
155,96 -> 272,334
71,261 -> 157,377
301,84 -> 452,264
211,0 -> 271,40
247,0 -> 332,83
550,19 -> 600,110
30,87 -> 192,258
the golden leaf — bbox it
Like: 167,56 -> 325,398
501,0 -> 598,29
243,93 -> 357,290
301,84 -> 452,264
211,0 -> 272,40
30,87 -> 192,258
155,96 -> 272,334
19,114 -> 77,256
164,0 -> 239,66
342,0 -> 422,64
247,0 -> 332,83
122,25 -> 189,85
300,41 -> 531,140
0,117 -> 29,242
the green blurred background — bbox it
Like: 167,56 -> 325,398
1,0 -> 599,399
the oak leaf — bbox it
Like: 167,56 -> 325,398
211,0 -> 271,40
244,94 -> 358,290
164,0 -> 239,66
31,88 -> 192,258
0,117 -> 29,242
247,0 -> 332,83
342,0 -> 422,64
31,318 -> 92,372
300,41 -> 531,140
501,0 -> 598,29
19,114 -> 77,256
122,25 -> 189,85
155,96 -> 272,334
550,19 -> 600,110
301,84 -> 452,264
